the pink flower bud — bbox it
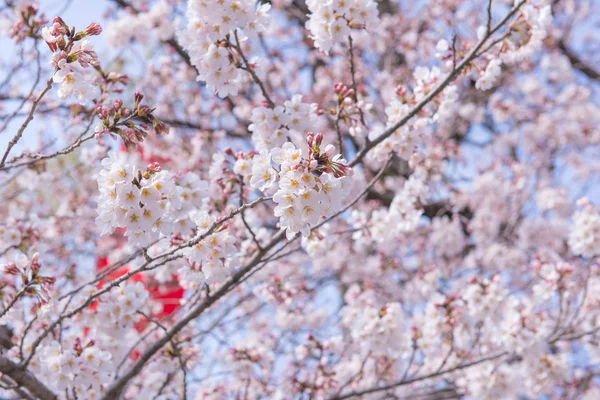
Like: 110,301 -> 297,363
306,132 -> 314,147
53,16 -> 67,28
134,91 -> 144,106
395,86 -> 407,97
314,132 -> 323,147
85,22 -> 102,36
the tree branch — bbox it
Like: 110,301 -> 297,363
327,352 -> 508,400
0,74 -> 55,168
557,39 -> 600,81
0,355 -> 57,400
233,30 -> 275,108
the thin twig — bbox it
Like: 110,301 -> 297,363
0,72 -> 56,168
1,112 -> 96,172
233,30 -> 275,108
348,35 -> 366,128
486,0 -> 494,34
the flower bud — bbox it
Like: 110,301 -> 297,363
134,91 -> 144,108
85,22 -> 102,36
53,16 -> 67,30
306,132 -> 314,147
314,132 -> 323,147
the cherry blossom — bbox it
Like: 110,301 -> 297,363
1,0 -> 600,399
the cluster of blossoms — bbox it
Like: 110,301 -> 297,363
416,293 -> 467,361
536,186 -> 571,216
126,350 -> 195,400
305,0 -> 379,53
371,68 -> 459,163
250,133 -> 352,239
455,362 -> 516,398
96,152 -> 242,287
387,175 -> 428,231
380,97 -> 424,161
254,276 -> 325,330
474,1 -> 552,91
254,275 -> 300,306
34,338 -> 114,399
289,264 -> 590,399
180,0 -> 270,97
95,152 -> 207,247
4,0 -> 600,398
502,0 -> 553,64
291,334 -> 345,394
475,59 -> 502,91
429,215 -> 466,258
1,252 -> 55,308
412,66 -> 443,100
179,210 -> 239,287
331,82 -> 371,137
224,336 -> 275,396
249,95 -> 319,150
350,172 -> 427,251
300,223 -> 336,264
105,1 -> 173,47
229,148 -> 274,190
462,275 -> 507,322
341,285 -> 405,356
92,281 -> 149,337
41,17 -> 102,105
0,0 -> 47,43
0,224 -> 22,250
568,198 -> 600,258
531,260 -> 575,301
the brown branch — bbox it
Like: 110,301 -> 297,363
328,352 -> 508,400
557,39 -> 600,81
160,118 -> 249,138
1,376 -> 35,400
233,30 -> 275,108
0,355 -> 57,400
0,325 -> 12,351
348,35 -> 366,127
486,0 -> 494,34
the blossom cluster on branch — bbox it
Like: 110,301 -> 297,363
1,0 -> 600,399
